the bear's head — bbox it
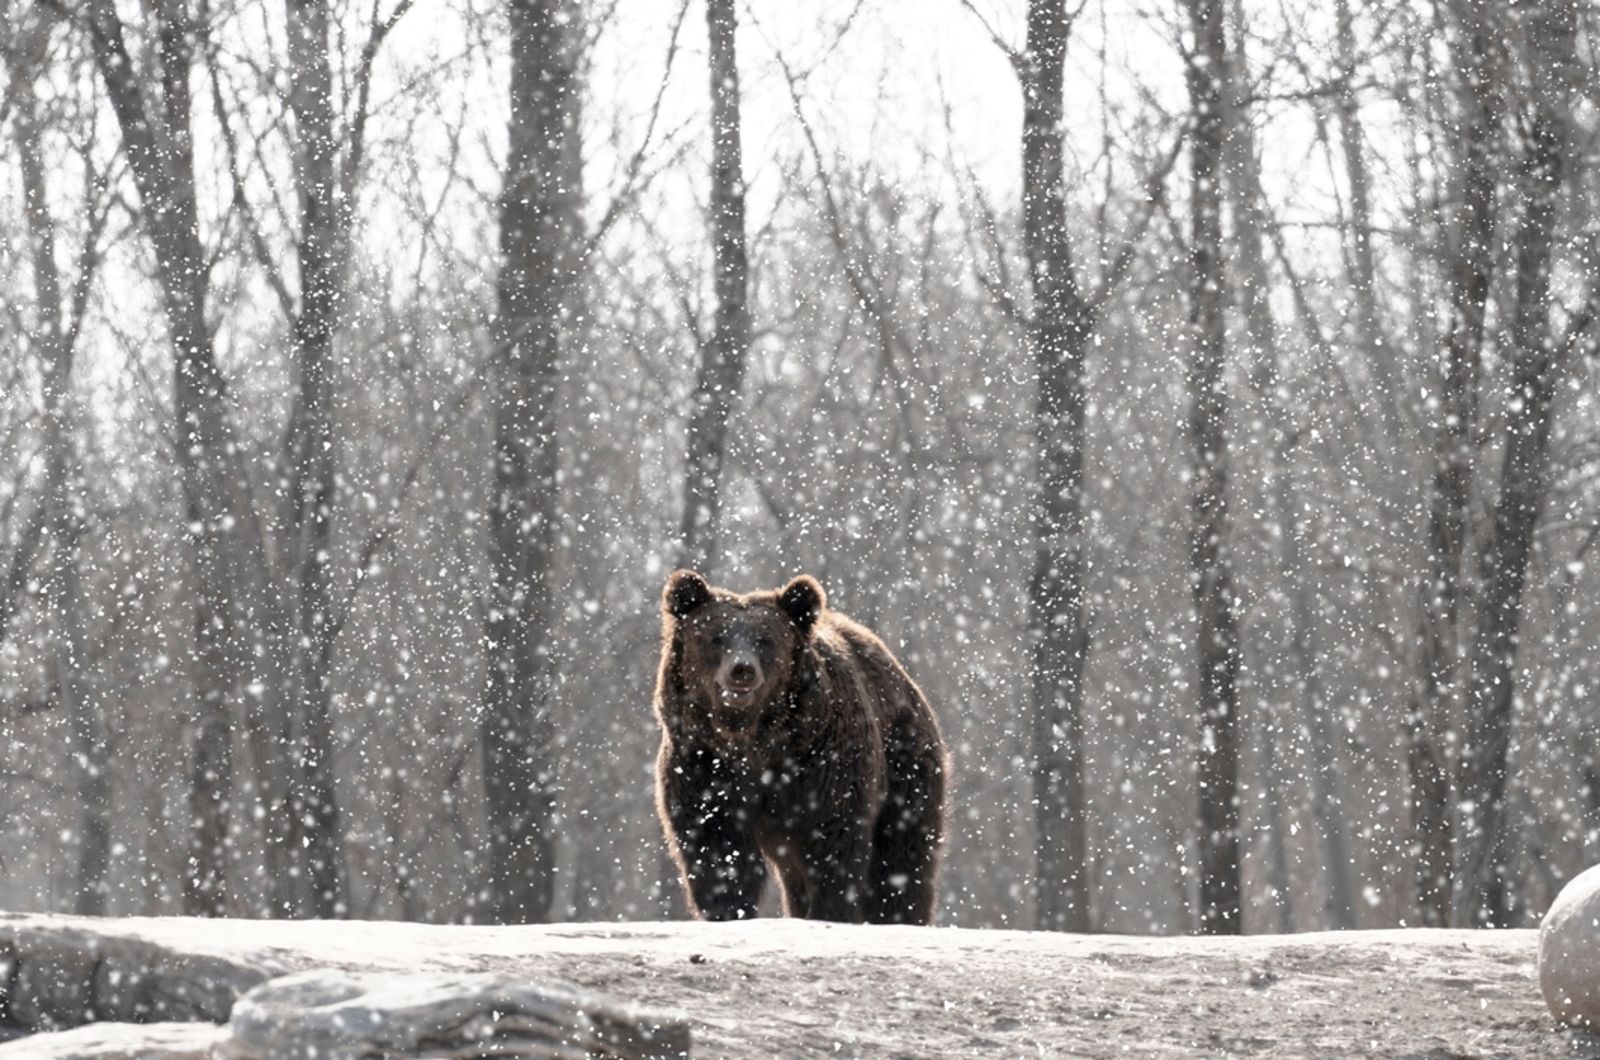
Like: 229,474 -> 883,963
661,570 -> 826,741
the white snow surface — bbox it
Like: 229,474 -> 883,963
0,914 -> 1584,1057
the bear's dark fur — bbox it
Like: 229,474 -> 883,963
653,570 -> 948,924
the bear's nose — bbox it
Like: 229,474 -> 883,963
727,662 -> 757,689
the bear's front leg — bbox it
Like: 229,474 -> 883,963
671,804 -> 766,921
799,820 -> 874,924
658,742 -> 766,921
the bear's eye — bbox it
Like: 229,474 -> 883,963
709,633 -> 726,648
755,635 -> 773,650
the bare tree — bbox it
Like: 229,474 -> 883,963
1224,2 -> 1358,930
481,0 -> 584,924
1409,0 -> 1505,928
676,0 -> 752,576
1017,0 -> 1095,934
73,0 -> 413,916
0,0 -> 51,667
1181,0 -> 1243,934
210,0 -> 416,916
278,0 -> 350,918
10,11 -> 113,915
1458,0 -> 1579,928
77,0 -> 301,916
273,0 -> 420,921
954,0 -> 1180,932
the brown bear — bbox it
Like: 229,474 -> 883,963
653,570 -> 948,924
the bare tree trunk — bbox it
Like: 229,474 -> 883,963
1224,5 -> 1358,930
1458,0 -> 1576,928
1257,717 -> 1293,933
1584,753 -> 1600,862
1182,0 -> 1242,935
1274,477 -> 1360,928
0,503 -> 46,653
0,38 -> 47,644
284,0 -> 348,920
1411,0 -> 1502,928
187,604 -> 236,916
1549,528 -> 1600,864
676,0 -> 752,576
15,59 -> 111,917
51,513 -> 108,915
481,0 -> 583,925
1021,0 -> 1092,933
81,0 -> 300,916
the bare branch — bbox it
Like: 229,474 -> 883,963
342,0 -> 418,205
207,49 -> 297,321
587,0 -> 693,249
1088,123 -> 1188,310
956,0 -> 1023,72
0,501 -> 46,647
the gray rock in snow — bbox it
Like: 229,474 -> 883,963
1541,862 -> 1600,1028
0,1021 -> 222,1058
0,915 -> 273,1030
216,969 -> 691,1059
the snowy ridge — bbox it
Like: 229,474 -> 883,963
0,915 -> 1570,1057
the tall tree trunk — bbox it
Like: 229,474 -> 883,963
1458,0 -> 1576,928
50,504 -> 107,916
676,0 -> 752,576
482,0 -> 583,925
1223,7 -> 1358,930
1257,716 -> 1294,933
1550,529 -> 1600,863
1273,474 -> 1359,928
1182,0 -> 1242,935
1022,0 -> 1092,934
0,503 -> 47,655
16,62 -> 112,917
1584,753 -> 1600,862
1410,0 -> 1502,928
82,0 -> 300,916
284,0 -> 348,920
0,10 -> 47,648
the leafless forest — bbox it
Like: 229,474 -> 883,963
0,0 -> 1596,936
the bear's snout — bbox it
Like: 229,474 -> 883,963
717,655 -> 763,695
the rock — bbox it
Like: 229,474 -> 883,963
0,1021 -> 223,1058
1541,863 -> 1600,1028
0,916 -> 274,1031
216,969 -> 691,1059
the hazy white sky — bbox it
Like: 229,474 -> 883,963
352,0 -> 1224,244
582,0 -> 1193,210
568,0 -> 1363,280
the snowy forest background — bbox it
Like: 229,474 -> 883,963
0,0 -> 1597,936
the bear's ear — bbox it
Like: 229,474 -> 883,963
663,569 -> 712,618
778,575 -> 826,632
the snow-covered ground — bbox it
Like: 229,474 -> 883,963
0,913 -> 1586,1057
